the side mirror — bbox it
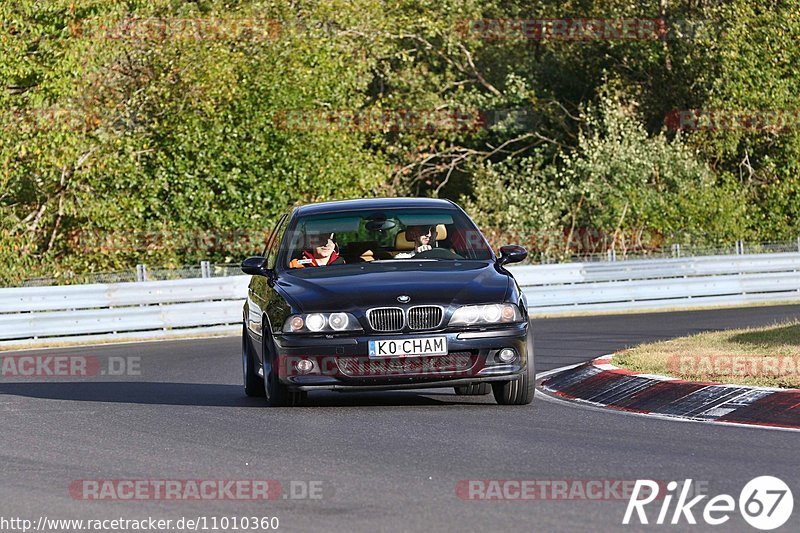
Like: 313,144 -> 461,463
497,245 -> 527,267
241,256 -> 270,277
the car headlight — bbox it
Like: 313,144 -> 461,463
305,313 -> 326,331
448,304 -> 522,326
283,312 -> 361,333
328,312 -> 349,331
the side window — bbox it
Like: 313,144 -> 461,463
261,214 -> 287,256
265,214 -> 288,269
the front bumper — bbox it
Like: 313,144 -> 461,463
271,323 -> 529,391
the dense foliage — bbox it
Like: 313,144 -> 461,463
1,0 -> 798,284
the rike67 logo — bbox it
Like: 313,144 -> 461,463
623,477 -> 793,530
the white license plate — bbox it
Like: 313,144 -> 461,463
368,337 -> 448,358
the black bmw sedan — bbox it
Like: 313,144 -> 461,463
241,197 -> 533,406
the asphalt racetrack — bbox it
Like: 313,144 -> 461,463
2,305 -> 800,532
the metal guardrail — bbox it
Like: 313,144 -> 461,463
1,252 -> 800,347
516,252 -> 800,316
0,277 -> 250,347
19,262 -> 242,287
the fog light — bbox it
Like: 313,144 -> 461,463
498,348 -> 516,363
296,359 -> 314,374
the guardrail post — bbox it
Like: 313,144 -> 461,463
201,261 -> 211,278
606,249 -> 617,262
735,240 -> 744,255
136,264 -> 147,282
797,236 -> 800,253
671,244 -> 681,258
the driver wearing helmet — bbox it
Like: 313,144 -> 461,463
289,232 -> 345,268
395,225 -> 435,259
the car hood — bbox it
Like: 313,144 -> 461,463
275,261 -> 510,312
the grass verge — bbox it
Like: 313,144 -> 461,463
613,321 -> 800,389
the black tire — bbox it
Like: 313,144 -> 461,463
454,383 -> 491,395
265,367 -> 306,406
262,327 -> 306,407
242,322 -> 265,397
492,328 -> 535,405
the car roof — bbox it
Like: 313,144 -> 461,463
294,197 -> 457,216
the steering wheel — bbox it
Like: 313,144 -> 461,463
413,248 -> 463,260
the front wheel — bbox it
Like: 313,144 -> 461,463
492,329 -> 535,405
242,323 -> 265,397
265,367 -> 306,406
263,330 -> 306,407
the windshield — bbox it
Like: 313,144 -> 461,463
282,208 -> 493,268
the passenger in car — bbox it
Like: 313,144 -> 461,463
289,232 -> 346,268
394,225 -> 436,258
